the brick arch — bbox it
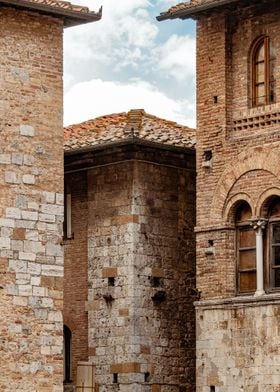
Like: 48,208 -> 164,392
223,192 -> 253,222
257,187 -> 280,217
210,148 -> 280,222
63,315 -> 76,332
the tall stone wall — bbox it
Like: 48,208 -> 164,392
0,7 -> 64,392
64,144 -> 196,392
195,1 -> 280,390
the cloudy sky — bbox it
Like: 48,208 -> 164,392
64,0 -> 196,127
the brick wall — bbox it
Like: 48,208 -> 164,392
64,171 -> 89,385
0,7 -> 64,392
195,1 -> 280,390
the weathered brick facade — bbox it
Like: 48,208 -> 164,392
159,0 -> 280,390
0,2 -> 100,391
64,112 -> 197,391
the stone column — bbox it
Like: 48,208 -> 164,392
252,219 -> 267,297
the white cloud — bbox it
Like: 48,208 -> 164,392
64,78 -> 195,128
63,1 -> 196,128
64,0 -> 158,77
155,34 -> 196,81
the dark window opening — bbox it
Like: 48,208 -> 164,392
113,373 -> 118,383
108,277 -> 115,287
64,325 -> 72,383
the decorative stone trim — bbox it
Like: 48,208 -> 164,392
233,110 -> 280,133
194,293 -> 280,309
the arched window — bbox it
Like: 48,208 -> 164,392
235,202 -> 256,294
268,198 -> 280,289
64,325 -> 72,383
251,36 -> 275,107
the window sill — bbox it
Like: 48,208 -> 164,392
194,292 -> 280,309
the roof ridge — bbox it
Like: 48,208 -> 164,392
124,109 -> 145,137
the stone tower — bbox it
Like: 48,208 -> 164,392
64,110 -> 197,392
0,2 -> 101,391
158,0 -> 280,391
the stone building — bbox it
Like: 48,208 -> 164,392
0,1 -> 101,391
63,109 -> 197,391
158,0 -> 280,391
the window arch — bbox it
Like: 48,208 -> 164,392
251,36 -> 276,107
235,201 -> 256,294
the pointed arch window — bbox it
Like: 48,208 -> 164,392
236,202 -> 256,294
251,36 -> 276,107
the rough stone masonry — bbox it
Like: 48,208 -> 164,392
0,2 -> 101,391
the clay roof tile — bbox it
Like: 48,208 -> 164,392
64,110 -> 196,152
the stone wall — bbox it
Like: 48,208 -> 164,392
0,7 -> 64,392
196,297 -> 280,392
195,1 -> 280,390
65,143 -> 196,392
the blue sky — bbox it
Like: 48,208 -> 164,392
64,0 -> 196,127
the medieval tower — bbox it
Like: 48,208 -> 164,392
159,0 -> 280,391
0,1 -> 101,391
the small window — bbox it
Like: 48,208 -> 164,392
236,202 -> 256,294
251,36 -> 276,107
64,325 -> 72,383
268,199 -> 280,289
64,183 -> 73,239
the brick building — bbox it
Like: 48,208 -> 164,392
63,109 -> 197,391
158,0 -> 280,391
0,1 -> 101,391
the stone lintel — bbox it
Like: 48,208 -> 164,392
110,362 -> 141,374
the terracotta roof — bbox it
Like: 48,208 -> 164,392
64,110 -> 196,153
0,0 -> 102,27
157,0 -> 240,20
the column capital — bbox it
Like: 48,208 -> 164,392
250,218 -> 267,231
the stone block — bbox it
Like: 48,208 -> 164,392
19,124 -> 34,137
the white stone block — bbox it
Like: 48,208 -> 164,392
0,218 -> 15,228
22,174 -> 35,184
6,207 -> 21,219
18,284 -> 32,296
0,154 -> 11,164
27,261 -> 41,275
19,252 -> 36,261
42,191 -> 56,204
24,240 -> 44,254
20,124 -> 34,137
5,171 -> 19,184
21,210 -> 38,221
0,237 -> 11,249
9,259 -> 27,273
23,154 -> 34,166
39,213 -> 56,223
46,243 -> 62,257
42,264 -> 63,277
56,193 -> 64,205
11,153 -> 23,165
31,276 -> 41,286
33,286 -> 47,297
48,310 -> 63,322
25,230 -> 39,241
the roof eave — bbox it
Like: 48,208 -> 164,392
157,0 -> 241,21
0,0 -> 102,27
64,137 -> 196,157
